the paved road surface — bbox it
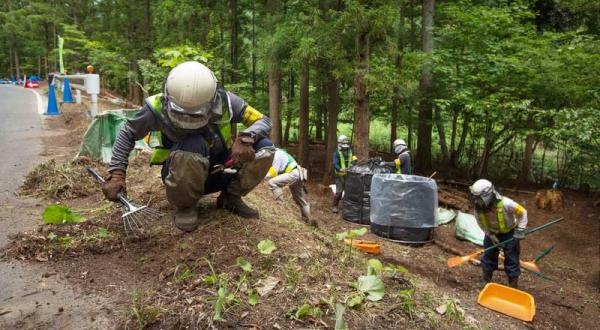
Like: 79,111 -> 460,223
0,86 -> 115,329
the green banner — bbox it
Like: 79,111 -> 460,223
58,35 -> 64,74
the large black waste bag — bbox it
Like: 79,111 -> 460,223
341,157 -> 391,225
370,174 -> 437,244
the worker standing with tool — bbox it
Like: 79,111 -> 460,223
381,139 -> 412,174
469,179 -> 528,289
102,61 -> 275,232
331,135 -> 357,213
265,148 -> 315,227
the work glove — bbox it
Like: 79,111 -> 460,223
231,132 -> 255,167
488,234 -> 501,246
101,170 -> 126,202
513,228 -> 526,240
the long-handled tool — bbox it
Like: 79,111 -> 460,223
498,245 -> 555,274
447,217 -> 563,268
87,167 -> 161,234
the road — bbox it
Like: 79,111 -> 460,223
0,86 -> 115,329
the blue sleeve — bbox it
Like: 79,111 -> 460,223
333,151 -> 341,171
400,153 -> 412,174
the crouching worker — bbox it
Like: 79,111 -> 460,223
469,179 -> 528,289
265,148 -> 315,227
102,61 -> 276,232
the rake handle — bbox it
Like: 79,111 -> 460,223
86,167 -> 132,210
479,217 -> 564,256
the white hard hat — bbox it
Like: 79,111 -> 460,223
469,179 -> 499,211
393,139 -> 408,155
337,135 -> 350,149
164,61 -> 219,129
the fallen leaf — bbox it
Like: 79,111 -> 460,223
436,304 -> 447,315
256,276 -> 280,296
35,254 -> 48,262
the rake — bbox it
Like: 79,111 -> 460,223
447,217 -> 564,268
87,167 -> 161,234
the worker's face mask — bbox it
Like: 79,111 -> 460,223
469,187 -> 496,212
164,93 -> 222,130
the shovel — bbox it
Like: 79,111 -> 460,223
447,218 -> 563,268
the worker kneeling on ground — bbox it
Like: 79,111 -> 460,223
331,135 -> 357,213
381,139 -> 412,174
102,61 -> 275,232
265,148 -> 315,227
469,179 -> 528,289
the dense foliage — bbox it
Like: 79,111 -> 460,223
1,0 -> 598,189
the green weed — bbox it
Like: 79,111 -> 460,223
130,290 -> 162,329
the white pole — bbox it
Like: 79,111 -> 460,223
75,89 -> 82,104
90,94 -> 98,117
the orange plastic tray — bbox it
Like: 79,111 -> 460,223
478,283 -> 535,322
344,239 -> 381,255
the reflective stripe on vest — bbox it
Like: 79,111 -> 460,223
478,200 -> 515,234
146,92 -> 232,165
335,149 -> 354,176
284,153 -> 298,174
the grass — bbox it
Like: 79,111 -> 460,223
130,290 -> 163,329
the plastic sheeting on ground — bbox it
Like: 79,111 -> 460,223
77,110 -> 149,163
455,211 -> 485,246
436,207 -> 456,226
341,159 -> 390,225
370,174 -> 437,243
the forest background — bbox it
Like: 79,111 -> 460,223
1,0 -> 598,190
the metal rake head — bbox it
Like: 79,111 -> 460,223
119,197 -> 162,235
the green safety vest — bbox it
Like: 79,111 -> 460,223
145,92 -> 232,165
477,200 -> 515,234
269,151 -> 298,177
335,149 -> 355,176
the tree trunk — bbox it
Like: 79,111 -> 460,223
449,107 -> 458,160
391,96 -> 399,152
452,111 -> 469,167
478,121 -> 493,177
415,0 -> 435,171
434,106 -> 449,162
298,62 -> 310,166
315,78 -> 326,142
9,47 -> 14,79
353,31 -> 370,160
518,113 -> 535,182
539,143 -> 547,182
391,2 -> 406,151
407,100 -> 414,151
251,1 -> 257,98
284,68 -> 294,145
323,75 -> 340,184
284,104 -> 292,145
14,48 -> 21,82
410,0 -> 417,50
230,0 -> 239,83
200,0 -> 210,45
268,62 -> 281,145
144,0 -> 152,55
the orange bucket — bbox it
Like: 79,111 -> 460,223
478,283 -> 535,322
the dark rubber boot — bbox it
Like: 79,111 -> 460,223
481,269 -> 493,289
174,207 -> 200,232
217,192 -> 259,219
508,276 -> 519,289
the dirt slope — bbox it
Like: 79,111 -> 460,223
2,106 -> 599,329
